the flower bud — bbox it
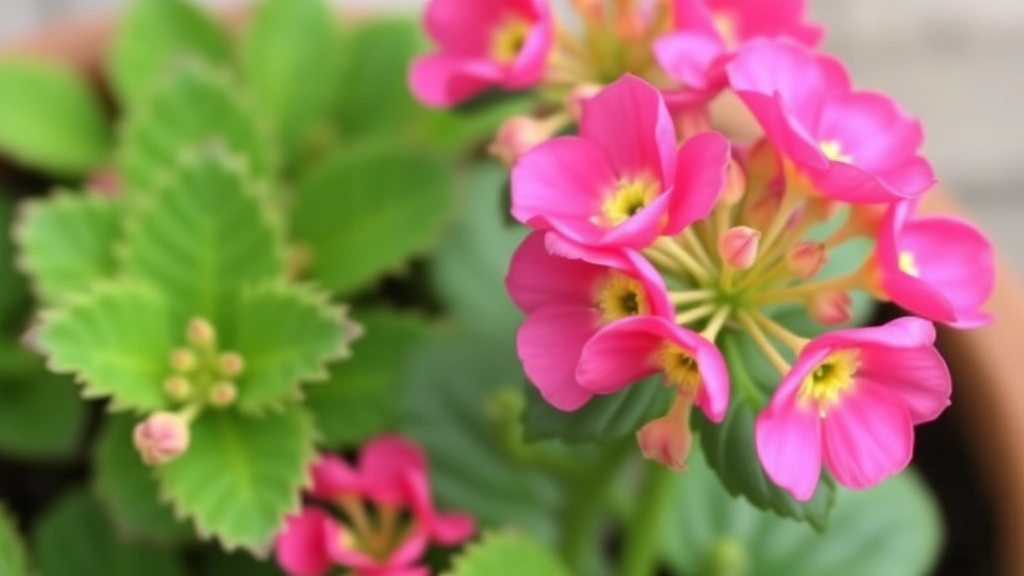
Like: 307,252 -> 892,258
489,115 -> 558,167
209,382 -> 238,407
810,290 -> 852,326
163,375 -> 192,402
673,106 -> 712,143
742,185 -> 781,231
786,242 -> 827,279
169,348 -> 197,373
566,83 -> 602,122
87,168 -> 121,198
718,226 -> 760,270
187,317 -> 216,348
637,413 -> 693,472
218,352 -> 245,378
133,412 -> 190,466
720,159 -> 747,206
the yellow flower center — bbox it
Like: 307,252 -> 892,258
491,18 -> 532,65
659,344 -> 702,395
595,272 -> 649,322
599,177 -> 660,227
899,251 -> 920,277
799,350 -> 860,416
820,140 -> 853,163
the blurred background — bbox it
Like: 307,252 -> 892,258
1,0 -> 1022,266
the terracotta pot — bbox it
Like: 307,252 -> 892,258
4,13 -> 1022,576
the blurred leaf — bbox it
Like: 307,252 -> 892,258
37,282 -> 174,412
0,346 -> 85,459
0,60 -> 110,176
14,193 -> 120,306
155,405 -> 315,551
294,144 -> 454,295
306,309 -> 433,448
420,96 -> 533,157
445,532 -> 571,576
0,197 -> 28,327
93,414 -> 191,543
662,449 -> 942,576
0,503 -> 28,576
108,0 -> 232,106
33,490 -> 185,576
200,547 -> 285,576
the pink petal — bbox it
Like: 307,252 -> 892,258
808,160 -> 918,203
815,91 -> 924,171
653,31 -> 726,91
876,156 -> 936,198
575,317 -> 664,394
400,469 -> 475,547
429,512 -> 476,545
422,0 -> 509,54
408,55 -> 502,108
505,231 -> 608,313
507,4 -> 553,88
275,508 -> 335,576
597,190 -> 673,248
359,435 -> 428,506
381,528 -> 431,569
517,305 -> 599,411
754,386 -> 823,502
666,131 -> 731,233
309,454 -> 360,500
710,0 -> 823,47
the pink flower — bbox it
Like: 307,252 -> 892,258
133,411 -> 190,466
876,201 -> 994,328
727,39 -> 935,203
511,75 -> 731,249
506,231 -> 673,411
656,0 -> 822,107
575,316 -> 730,422
755,317 -> 951,501
276,436 -> 475,576
408,0 -> 553,107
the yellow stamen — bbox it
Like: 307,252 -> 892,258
659,344 -> 702,395
599,177 -> 660,227
820,140 -> 853,163
799,350 -> 860,417
899,251 -> 920,277
596,272 -> 650,322
491,18 -> 532,65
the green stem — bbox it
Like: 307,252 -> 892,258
619,463 -> 676,576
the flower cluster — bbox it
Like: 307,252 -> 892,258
410,0 -> 995,501
276,435 -> 475,576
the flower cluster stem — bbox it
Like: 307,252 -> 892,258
618,463 -> 676,576
737,312 -> 791,375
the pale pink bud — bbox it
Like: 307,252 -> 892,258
811,290 -> 853,326
673,106 -> 712,143
169,348 -> 197,373
720,160 -> 747,206
566,83 -> 602,122
637,413 -> 693,471
489,115 -> 557,167
209,382 -> 238,407
133,412 -> 190,466
218,352 -> 245,378
718,226 -> 760,270
187,317 -> 216,348
87,168 -> 121,198
163,375 -> 192,402
786,242 -> 827,279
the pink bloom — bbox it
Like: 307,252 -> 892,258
506,231 -> 673,411
276,436 -> 475,576
408,0 -> 553,107
511,75 -> 731,249
755,317 -> 951,501
133,411 -> 190,466
575,316 -> 730,422
727,39 -> 935,203
876,201 -> 994,329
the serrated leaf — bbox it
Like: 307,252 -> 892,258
306,310 -> 432,447
294,144 -> 454,294
232,283 -> 346,412
662,449 -> 941,576
119,61 -> 275,199
0,503 -> 28,576
37,282 -> 174,412
32,490 -> 185,576
0,59 -> 110,175
155,405 -> 315,551
0,197 -> 29,326
122,150 -> 285,329
93,414 -> 191,543
446,532 -> 571,576
522,377 -> 674,444
15,193 -> 120,306
108,0 -> 232,106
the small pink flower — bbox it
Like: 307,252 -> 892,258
133,411 -> 190,466
727,39 -> 935,203
506,231 -> 673,411
876,201 -> 994,329
409,0 -> 553,107
637,394 -> 695,471
755,317 -> 951,501
511,75 -> 731,249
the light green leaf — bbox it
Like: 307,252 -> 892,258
294,144 -> 455,294
0,59 -> 110,176
14,193 -> 120,306
122,150 -> 285,329
119,61 -> 275,199
232,283 -> 348,412
446,532 -> 571,576
93,414 -> 191,543
155,405 -> 315,551
37,282 -> 174,412
662,449 -> 942,576
306,310 -> 433,447
108,0 -> 232,106
0,503 -> 28,576
32,490 -> 185,576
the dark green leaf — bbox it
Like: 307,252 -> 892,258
0,346 -> 85,459
0,503 -> 28,576
200,547 -> 285,576
0,197 -> 29,327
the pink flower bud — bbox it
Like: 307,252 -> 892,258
209,382 -> 238,407
786,242 -> 827,279
672,106 -> 712,143
718,226 -> 760,270
720,159 -> 747,205
163,375 -> 192,402
87,168 -> 121,198
169,348 -> 197,373
133,412 -> 190,466
187,317 -> 216,348
566,83 -> 602,122
810,290 -> 852,326
637,412 -> 693,471
218,352 -> 245,378
489,115 -> 558,167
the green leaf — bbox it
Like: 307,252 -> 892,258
522,378 -> 674,444
306,310 -> 432,448
0,59 -> 110,176
37,282 -> 174,412
93,414 -> 191,543
108,0 -> 233,106
200,548 -> 285,576
122,150 -> 285,328
0,197 -> 29,327
0,346 -> 85,459
232,283 -> 348,412
420,96 -> 534,157
662,449 -> 942,576
155,405 -> 315,551
294,144 -> 454,294
0,503 -> 28,576
446,532 -> 571,576
431,164 -> 525,337
33,490 -> 185,576
119,61 -> 276,199
241,0 -> 340,160
14,193 -> 120,306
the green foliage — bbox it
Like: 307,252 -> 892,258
155,405 -> 315,551
446,532 -> 571,576
0,197 -> 29,326
15,193 -> 120,306
33,490 -> 186,576
293,144 -> 455,294
200,548 -> 284,576
0,60 -> 110,176
0,504 -> 28,576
